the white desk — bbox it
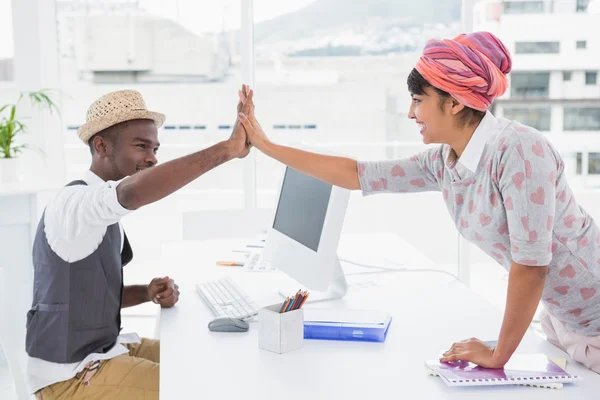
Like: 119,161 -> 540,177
159,235 -> 600,399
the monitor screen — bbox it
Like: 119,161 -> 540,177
272,167 -> 332,252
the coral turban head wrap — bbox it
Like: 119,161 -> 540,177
415,31 -> 512,112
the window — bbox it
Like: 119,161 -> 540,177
0,0 -> 14,81
585,71 -> 598,85
503,1 -> 545,14
252,0 -> 462,209
575,153 -> 600,175
515,41 -> 559,54
564,108 -> 600,131
576,41 -> 587,49
503,107 -> 551,131
510,72 -> 550,98
577,0 -> 590,12
56,0 -> 245,280
563,71 -> 572,81
589,153 -> 600,175
576,153 -> 583,174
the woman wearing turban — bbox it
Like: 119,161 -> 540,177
237,32 -> 600,372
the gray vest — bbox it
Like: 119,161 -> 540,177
26,180 -> 133,363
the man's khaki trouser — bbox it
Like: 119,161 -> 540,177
36,338 -> 159,400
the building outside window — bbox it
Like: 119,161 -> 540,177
510,72 -> 550,98
503,1 -> 545,14
515,41 -> 559,54
503,106 -> 551,131
564,108 -> 600,131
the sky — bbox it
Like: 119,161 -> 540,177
0,0 -> 318,58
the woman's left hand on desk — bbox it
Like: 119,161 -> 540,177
440,337 -> 504,369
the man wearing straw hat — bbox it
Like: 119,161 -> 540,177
25,88 -> 252,399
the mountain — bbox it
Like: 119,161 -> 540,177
251,0 -> 462,57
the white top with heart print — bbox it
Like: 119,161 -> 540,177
358,111 -> 600,337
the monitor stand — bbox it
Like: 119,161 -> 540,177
278,256 -> 348,303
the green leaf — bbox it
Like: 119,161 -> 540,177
0,88 -> 61,158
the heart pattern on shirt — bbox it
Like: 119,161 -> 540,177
498,137 -> 507,152
556,190 -> 567,202
516,144 -> 525,160
564,215 -> 576,228
358,164 -> 366,177
577,235 -> 589,247
525,160 -> 532,178
490,192 -> 498,208
492,243 -> 507,251
497,222 -> 509,235
554,286 -> 569,296
455,193 -> 464,205
410,178 -> 426,188
475,232 -> 484,241
528,231 -> 538,243
468,200 -> 476,214
443,189 -> 449,201
460,218 -> 469,228
559,264 -> 576,278
532,141 -> 545,158
370,179 -> 388,191
545,298 -> 561,307
568,308 -> 583,318
530,187 -> 545,205
551,243 -> 558,252
437,168 -> 443,180
504,196 -> 513,210
512,244 -> 519,253
477,184 -> 483,196
391,165 -> 406,177
512,173 -> 525,190
580,288 -> 597,301
521,216 -> 529,231
479,213 -> 491,227
498,164 -> 506,179
549,171 -> 556,185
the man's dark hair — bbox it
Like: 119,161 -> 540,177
407,68 -> 485,128
88,121 -> 130,155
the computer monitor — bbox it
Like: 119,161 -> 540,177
261,165 -> 350,303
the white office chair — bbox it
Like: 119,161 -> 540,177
181,208 -> 272,241
0,265 -> 34,400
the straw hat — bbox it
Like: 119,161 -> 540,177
77,90 -> 165,143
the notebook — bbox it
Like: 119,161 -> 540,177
426,363 -> 564,390
425,354 -> 582,387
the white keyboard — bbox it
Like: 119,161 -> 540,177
196,277 -> 259,320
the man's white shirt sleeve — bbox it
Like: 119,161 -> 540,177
44,174 -> 132,263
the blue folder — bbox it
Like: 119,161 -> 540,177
303,309 -> 392,342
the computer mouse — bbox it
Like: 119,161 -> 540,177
208,316 -> 249,332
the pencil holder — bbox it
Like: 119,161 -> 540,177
258,303 -> 304,354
